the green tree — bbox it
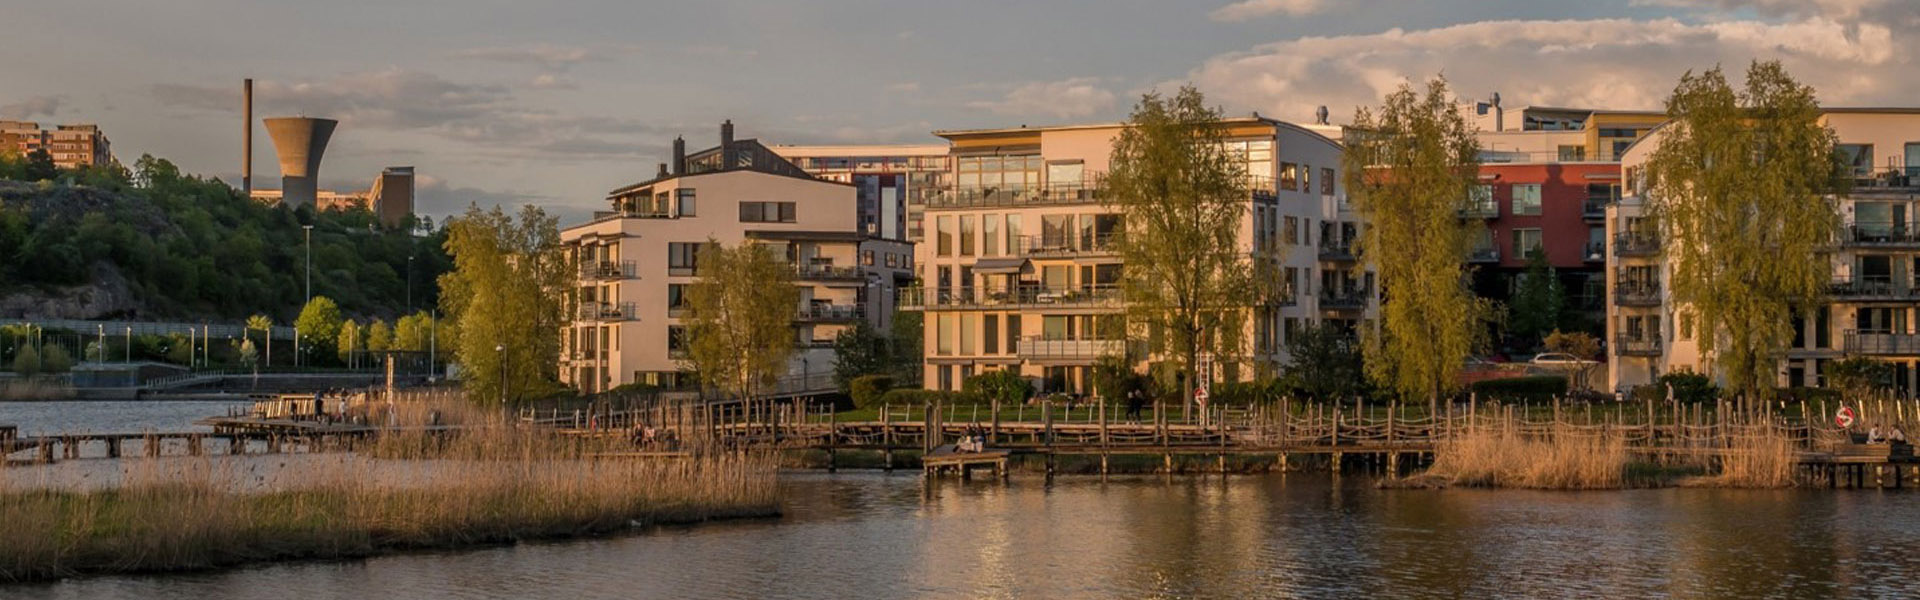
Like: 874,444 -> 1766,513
41,344 -> 71,373
337,318 -> 362,366
682,240 -> 800,400
830,319 -> 890,392
1645,61 -> 1843,400
1543,329 -> 1602,392
1508,249 -> 1564,348
1344,76 -> 1492,405
1107,86 -> 1268,414
1279,323 -> 1368,402
888,311 -> 923,383
437,204 -> 569,403
295,296 -> 344,366
963,370 -> 1032,405
239,338 -> 259,370
1826,356 -> 1893,401
394,311 -> 433,352
22,149 -> 56,182
246,314 -> 274,368
368,319 -> 393,352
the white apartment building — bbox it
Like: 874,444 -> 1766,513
769,144 -> 951,243
905,117 -> 1375,393
1608,108 -> 1920,394
559,122 -> 912,393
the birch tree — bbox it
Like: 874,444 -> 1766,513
438,204 -> 570,404
1645,61 -> 1844,400
1343,77 -> 1491,405
1107,86 -> 1266,412
683,240 -> 800,401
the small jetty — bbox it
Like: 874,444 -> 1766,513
922,445 -> 1010,479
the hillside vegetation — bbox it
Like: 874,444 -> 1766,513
0,151 -> 448,322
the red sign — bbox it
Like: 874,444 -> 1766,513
1194,387 -> 1210,407
1836,405 -> 1857,428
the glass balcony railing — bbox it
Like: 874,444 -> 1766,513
898,284 -> 1123,310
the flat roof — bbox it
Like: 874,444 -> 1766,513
768,143 -> 949,155
935,116 -> 1281,139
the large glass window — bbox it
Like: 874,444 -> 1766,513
936,314 -> 954,355
668,242 -> 700,275
957,154 -> 1041,189
983,214 -> 1001,256
675,188 -> 696,217
738,201 -> 795,223
1512,184 -> 1542,216
1005,215 -> 1022,255
1837,144 -> 1874,177
960,314 -> 978,355
959,215 -> 976,256
1512,228 -> 1543,257
936,215 -> 953,256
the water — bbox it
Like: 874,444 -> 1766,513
0,400 -> 250,436
15,472 -> 1920,599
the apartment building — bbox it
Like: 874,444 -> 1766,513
770,144 -> 951,243
248,165 -> 416,228
1608,108 -> 1920,394
0,121 -> 113,169
904,117 -> 1372,394
558,122 -> 912,393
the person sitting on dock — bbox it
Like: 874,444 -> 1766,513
1868,424 -> 1886,444
1891,424 -> 1909,445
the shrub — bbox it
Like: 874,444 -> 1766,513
962,370 -> 1030,406
849,374 -> 894,409
1469,375 -> 1568,402
1210,380 -> 1276,407
41,345 -> 71,373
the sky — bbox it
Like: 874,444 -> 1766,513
2,0 -> 1913,225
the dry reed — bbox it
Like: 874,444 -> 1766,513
0,423 -> 778,582
1424,427 -> 1630,489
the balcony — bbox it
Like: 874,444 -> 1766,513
579,260 -> 636,281
1584,242 -> 1606,263
1318,239 -> 1357,262
928,174 -> 1108,209
1613,280 -> 1661,307
797,303 -> 865,322
1016,233 -> 1116,257
1614,334 -> 1663,357
793,264 -> 865,282
1583,198 -> 1609,220
1016,337 -> 1126,361
1318,287 -> 1370,310
898,284 -> 1123,311
578,301 -> 636,322
1845,330 -> 1920,355
1459,201 -> 1499,219
1613,232 -> 1659,257
1840,221 -> 1920,248
1828,276 -> 1918,301
1468,246 -> 1500,263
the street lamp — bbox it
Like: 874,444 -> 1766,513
406,255 -> 415,312
496,344 -> 507,404
303,224 -> 314,303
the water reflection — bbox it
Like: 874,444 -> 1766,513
16,473 -> 1920,599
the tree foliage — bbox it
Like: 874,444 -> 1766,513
1543,329 -> 1603,392
337,318 -> 362,365
830,319 -> 890,392
1343,76 -> 1491,403
294,296 -> 344,362
437,204 -> 569,404
1644,61 -> 1843,399
1107,86 -> 1266,407
1508,249 -> 1564,348
963,370 -> 1033,406
1826,357 -> 1893,401
368,319 -> 394,352
682,240 -> 801,400
1279,323 -> 1368,402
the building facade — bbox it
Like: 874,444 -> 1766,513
904,117 -> 1373,394
558,123 -> 912,394
1608,108 -> 1920,394
0,121 -> 113,169
770,144 -> 951,243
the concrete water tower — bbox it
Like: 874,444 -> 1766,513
264,117 -> 338,207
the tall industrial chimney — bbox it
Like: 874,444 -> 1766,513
264,116 -> 338,208
243,79 -> 253,196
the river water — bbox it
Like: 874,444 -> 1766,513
0,400 -> 251,436
11,402 -> 1920,598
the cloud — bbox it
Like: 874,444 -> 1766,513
527,73 -> 578,90
1630,0 -> 1903,21
0,95 -> 65,120
153,68 -> 662,160
885,82 -> 921,94
967,78 -> 1118,120
1177,16 -> 1907,125
1210,0 -> 1327,21
450,44 -> 609,70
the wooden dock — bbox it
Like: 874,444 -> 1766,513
922,445 -> 1010,479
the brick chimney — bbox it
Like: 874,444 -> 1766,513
671,136 -> 686,174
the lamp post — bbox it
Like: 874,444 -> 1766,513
303,224 -> 314,303
406,255 -> 415,312
428,309 -> 437,382
96,324 -> 104,365
124,326 -> 131,364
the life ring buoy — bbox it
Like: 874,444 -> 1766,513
1836,405 -> 1857,428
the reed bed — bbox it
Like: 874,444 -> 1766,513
0,423 -> 779,582
1424,427 -> 1631,489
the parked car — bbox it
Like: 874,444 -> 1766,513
1528,352 -> 1595,367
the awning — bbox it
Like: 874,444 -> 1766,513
972,258 -> 1030,274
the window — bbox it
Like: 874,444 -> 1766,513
957,154 -> 1041,189
667,284 -> 689,310
983,214 -> 1001,256
1279,162 -> 1298,191
1469,185 -> 1494,214
936,215 -> 953,256
959,215 -> 975,256
676,188 -> 696,216
1512,228 -> 1543,257
738,201 -> 796,223
984,314 -> 1000,354
1557,145 -> 1587,161
667,326 -> 687,353
1005,214 -> 1022,255
1512,184 -> 1542,216
936,314 -> 954,355
862,250 -> 875,266
960,313 -> 977,355
1321,168 -> 1335,194
1837,144 -> 1874,177
668,242 -> 700,275
1283,216 -> 1299,245
1299,165 -> 1310,194
1006,315 -> 1022,354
